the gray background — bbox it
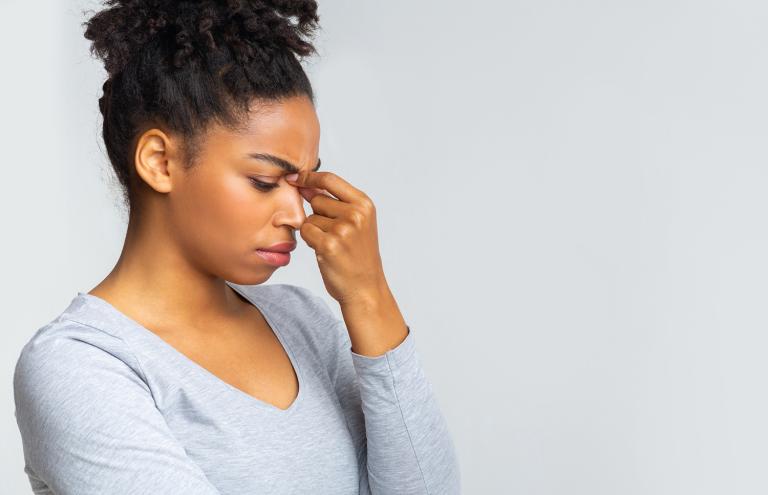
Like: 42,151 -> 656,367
2,0 -> 767,493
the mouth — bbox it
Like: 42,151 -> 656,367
255,249 -> 291,267
259,241 -> 297,253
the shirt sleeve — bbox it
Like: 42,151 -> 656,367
329,320 -> 462,495
13,324 -> 222,495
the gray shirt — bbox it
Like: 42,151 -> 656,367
13,282 -> 461,494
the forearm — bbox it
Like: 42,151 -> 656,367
339,281 -> 409,358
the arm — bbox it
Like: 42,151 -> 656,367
285,164 -> 460,492
13,326 -> 222,495
329,299 -> 462,495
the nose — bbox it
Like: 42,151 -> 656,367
274,178 -> 309,231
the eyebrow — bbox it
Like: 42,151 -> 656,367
244,153 -> 321,173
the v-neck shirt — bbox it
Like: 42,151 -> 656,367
13,282 -> 461,494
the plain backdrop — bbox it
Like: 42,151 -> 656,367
2,0 -> 768,493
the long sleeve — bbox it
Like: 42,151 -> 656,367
330,321 -> 462,495
13,324 -> 222,495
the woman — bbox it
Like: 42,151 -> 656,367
12,1 -> 460,494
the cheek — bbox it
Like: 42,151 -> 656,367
215,174 -> 253,211
174,173 -> 270,242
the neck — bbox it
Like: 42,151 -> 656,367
89,206 -> 250,332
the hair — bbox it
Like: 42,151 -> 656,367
82,0 -> 320,217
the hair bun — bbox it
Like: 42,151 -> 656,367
83,0 -> 320,76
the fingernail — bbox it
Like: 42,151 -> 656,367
285,173 -> 299,183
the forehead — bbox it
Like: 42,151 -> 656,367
203,95 -> 320,157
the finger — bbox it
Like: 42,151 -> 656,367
306,192 -> 350,219
298,221 -> 325,250
287,171 -> 366,205
304,213 -> 334,232
299,186 -> 335,204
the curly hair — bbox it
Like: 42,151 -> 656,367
82,0 -> 320,215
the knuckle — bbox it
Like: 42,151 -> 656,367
349,209 -> 365,226
317,171 -> 332,184
360,196 -> 375,211
334,223 -> 353,237
322,236 -> 340,253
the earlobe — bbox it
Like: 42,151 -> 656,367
134,130 -> 174,194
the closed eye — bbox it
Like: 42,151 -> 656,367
248,177 -> 279,192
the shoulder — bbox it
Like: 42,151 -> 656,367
12,320 -> 214,493
13,318 -> 147,416
15,317 -> 141,374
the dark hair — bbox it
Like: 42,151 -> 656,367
82,0 -> 320,216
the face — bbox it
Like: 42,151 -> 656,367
135,94 -> 320,285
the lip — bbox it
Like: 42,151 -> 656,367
255,249 -> 291,267
259,241 -> 297,253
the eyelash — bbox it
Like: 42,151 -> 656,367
249,177 -> 279,192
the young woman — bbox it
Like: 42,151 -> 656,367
12,1 -> 460,494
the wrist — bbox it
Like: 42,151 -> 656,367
339,280 -> 392,311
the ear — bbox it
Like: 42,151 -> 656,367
133,128 -> 179,194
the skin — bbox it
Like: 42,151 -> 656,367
89,94 -> 408,410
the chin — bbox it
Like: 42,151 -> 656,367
223,271 -> 274,287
